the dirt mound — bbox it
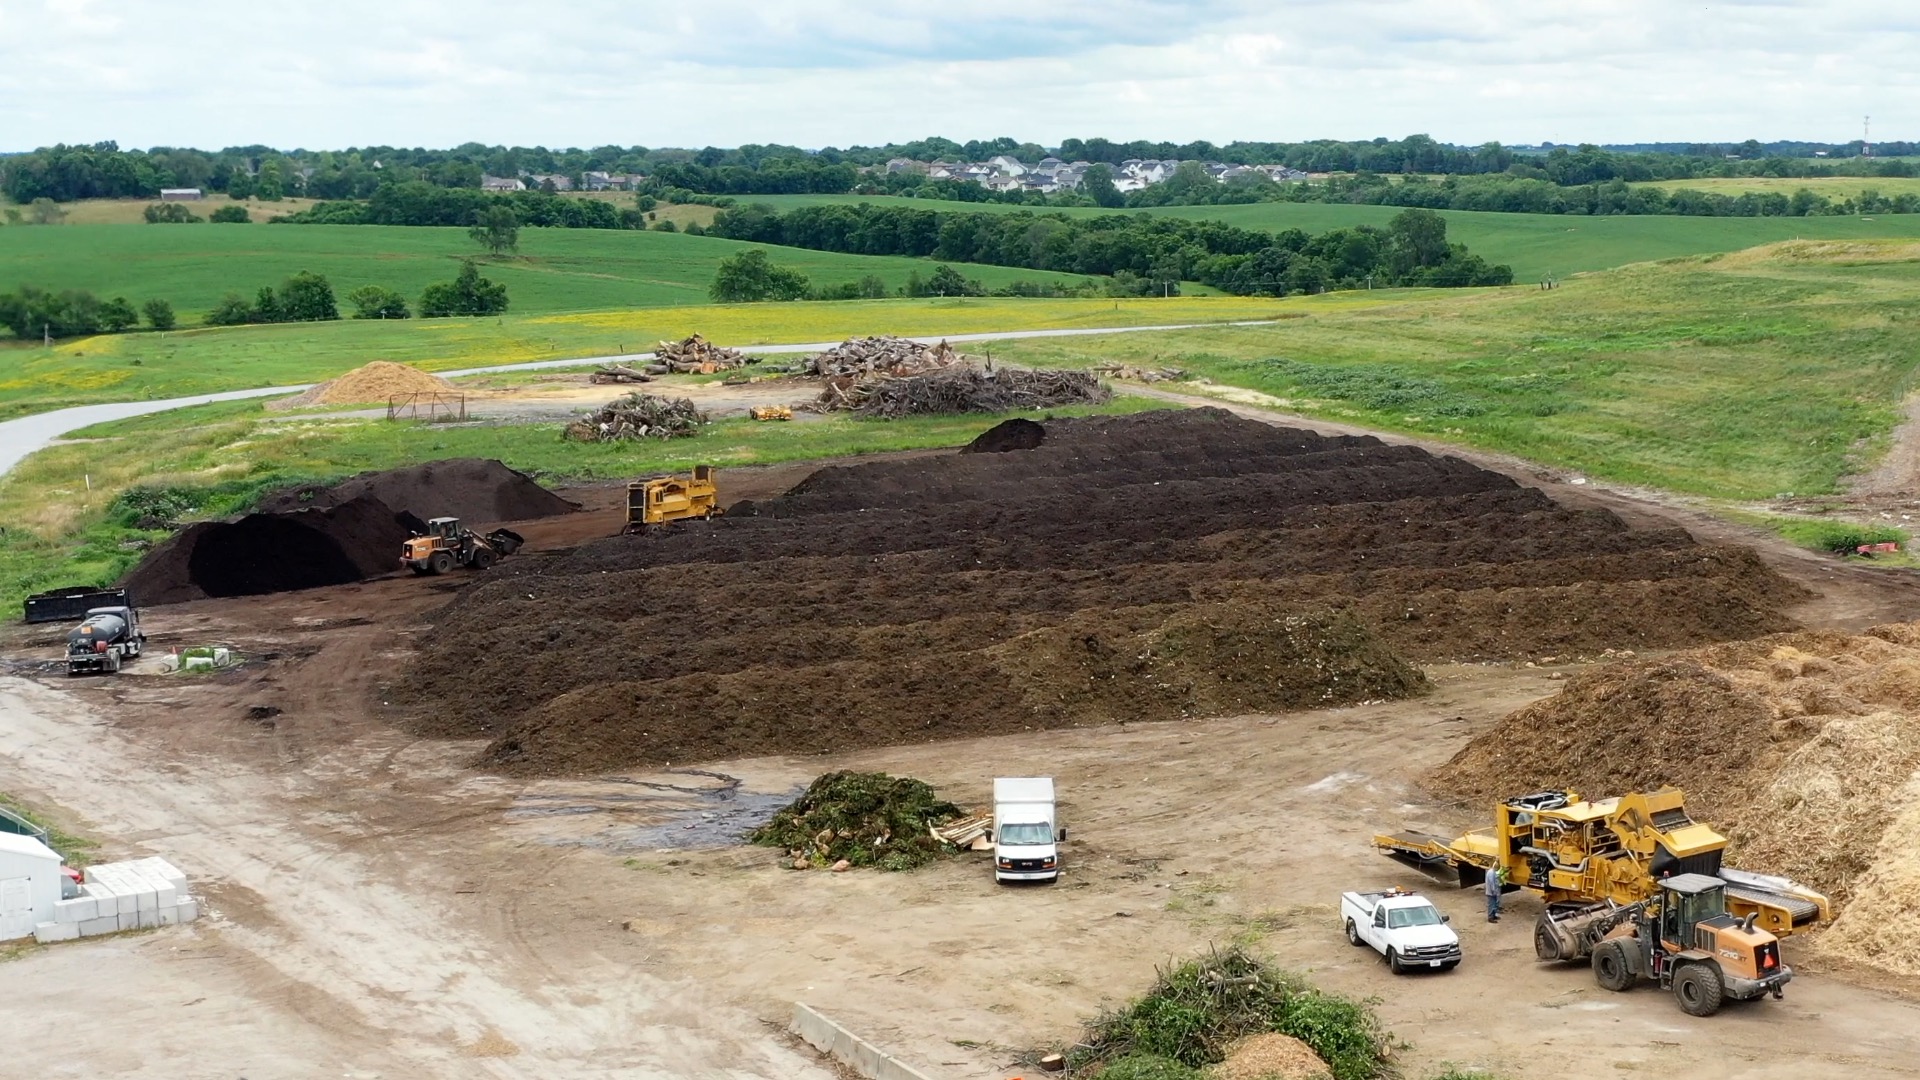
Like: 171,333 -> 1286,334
257,458 -> 576,524
961,417 -> 1045,453
267,361 -> 453,410
392,410 -> 1804,776
1431,623 -> 1920,978
748,772 -> 962,871
121,496 -> 412,603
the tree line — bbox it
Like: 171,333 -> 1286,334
705,204 -> 1512,296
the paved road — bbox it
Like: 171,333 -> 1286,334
0,320 -> 1270,478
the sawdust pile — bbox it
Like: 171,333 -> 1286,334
1433,623 -> 1920,977
1212,1034 -> 1332,1080
268,361 -> 454,410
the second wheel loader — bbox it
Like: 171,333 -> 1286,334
401,517 -> 524,574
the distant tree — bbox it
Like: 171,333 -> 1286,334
29,197 -> 65,225
277,271 -> 339,322
857,274 -> 888,299
468,205 -> 520,255
902,270 -> 928,297
251,285 -> 282,323
143,202 -> 204,223
255,160 -> 284,202
0,286 -> 104,338
206,293 -> 255,326
346,285 -> 411,319
208,204 -> 251,223
683,222 -> 706,236
141,297 -> 177,330
635,194 -> 657,212
99,296 -> 139,332
1387,208 -> 1449,273
651,219 -> 677,232
927,264 -> 972,296
226,171 -> 255,200
2,208 -> 22,226
1080,164 -> 1126,208
708,249 -> 811,303
419,260 -> 509,317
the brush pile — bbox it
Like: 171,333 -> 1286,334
749,771 -> 963,871
563,393 -> 708,441
812,367 -> 1111,418
1066,947 -> 1390,1080
801,336 -> 961,378
1092,364 -> 1189,383
655,334 -> 751,373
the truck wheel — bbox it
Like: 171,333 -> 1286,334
1674,963 -> 1725,1017
1386,948 -> 1405,975
1346,920 -> 1366,947
472,547 -> 496,571
429,551 -> 454,575
1591,940 -> 1636,992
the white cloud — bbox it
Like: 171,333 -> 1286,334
0,0 -> 1911,149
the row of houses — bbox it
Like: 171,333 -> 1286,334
882,155 -> 1313,195
482,170 -> 645,193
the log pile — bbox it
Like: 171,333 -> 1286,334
802,337 -> 961,378
588,364 -> 654,384
1092,363 -> 1188,383
656,334 -> 752,374
811,367 -> 1111,419
563,392 -> 709,441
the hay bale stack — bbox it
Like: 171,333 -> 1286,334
267,361 -> 453,410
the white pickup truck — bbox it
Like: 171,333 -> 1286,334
1341,888 -> 1462,974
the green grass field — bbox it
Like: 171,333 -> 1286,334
0,223 -> 1102,319
0,294 -> 1295,417
745,193 -> 1920,281
1634,176 -> 1920,198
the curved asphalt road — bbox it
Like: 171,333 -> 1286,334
0,320 -> 1271,478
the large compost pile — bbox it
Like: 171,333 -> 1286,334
1433,622 -> 1920,978
389,409 -> 1804,775
748,771 -> 962,871
122,459 -> 575,604
267,361 -> 454,410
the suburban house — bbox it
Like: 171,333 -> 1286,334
481,176 -> 526,192
158,188 -> 203,201
581,171 -> 644,191
526,174 -> 574,191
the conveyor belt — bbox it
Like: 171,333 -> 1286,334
1725,882 -> 1824,927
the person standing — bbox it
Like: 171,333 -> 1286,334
1485,865 -> 1505,923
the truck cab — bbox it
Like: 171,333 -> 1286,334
1342,888 -> 1462,973
992,777 -> 1064,883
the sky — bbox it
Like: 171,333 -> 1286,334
1,0 -> 1911,151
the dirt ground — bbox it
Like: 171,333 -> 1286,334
2,426 -> 1919,1080
269,371 -> 833,427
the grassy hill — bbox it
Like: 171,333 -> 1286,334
0,222 -> 1101,318
1632,176 -> 1920,197
745,193 -> 1920,281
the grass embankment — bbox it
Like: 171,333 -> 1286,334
748,192 -> 1920,281
0,393 -> 1171,612
0,223 -> 1104,319
0,791 -> 95,863
993,240 -> 1920,500
0,295 -> 1290,417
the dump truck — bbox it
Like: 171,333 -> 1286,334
66,605 -> 145,675
1374,788 -> 1827,1015
401,518 -> 525,575
625,466 -> 722,533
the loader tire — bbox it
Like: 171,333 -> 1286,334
472,547 -> 496,571
429,550 -> 454,575
1346,920 -> 1365,947
1534,915 -> 1566,962
1592,940 -> 1635,992
1674,963 -> 1725,1017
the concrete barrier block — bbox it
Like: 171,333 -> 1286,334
77,916 -> 119,936
175,898 -> 198,923
53,897 -> 96,923
158,654 -> 181,673
33,921 -> 79,944
133,908 -> 160,930
790,1003 -> 936,1080
183,656 -> 214,672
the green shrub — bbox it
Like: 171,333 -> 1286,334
1259,358 -> 1486,418
209,204 -> 251,223
1095,1054 -> 1205,1080
1770,518 -> 1909,554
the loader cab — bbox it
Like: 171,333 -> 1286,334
1658,873 -> 1730,949
426,517 -> 461,540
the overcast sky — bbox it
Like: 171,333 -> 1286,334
2,0 -> 1909,151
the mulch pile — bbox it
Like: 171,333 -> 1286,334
266,361 -> 453,411
1431,622 -> 1920,979
748,771 -> 963,871
121,459 -> 575,604
387,409 -> 1804,775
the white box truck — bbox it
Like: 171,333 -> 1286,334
992,777 -> 1064,883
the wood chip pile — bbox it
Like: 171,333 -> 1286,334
811,367 -> 1112,419
656,334 -> 752,374
801,337 -> 961,378
563,392 -> 709,441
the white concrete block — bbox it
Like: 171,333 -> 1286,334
77,916 -> 118,936
53,897 -> 96,923
175,898 -> 198,923
212,647 -> 231,666
183,656 -> 213,672
33,921 -> 79,944
130,908 -> 158,930
158,654 -> 181,673
80,881 -> 113,902
117,911 -> 141,932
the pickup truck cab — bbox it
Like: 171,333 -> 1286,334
1342,888 -> 1462,973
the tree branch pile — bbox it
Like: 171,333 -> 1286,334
1093,363 -> 1189,383
810,366 -> 1111,418
564,392 -> 709,441
800,336 -> 962,378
